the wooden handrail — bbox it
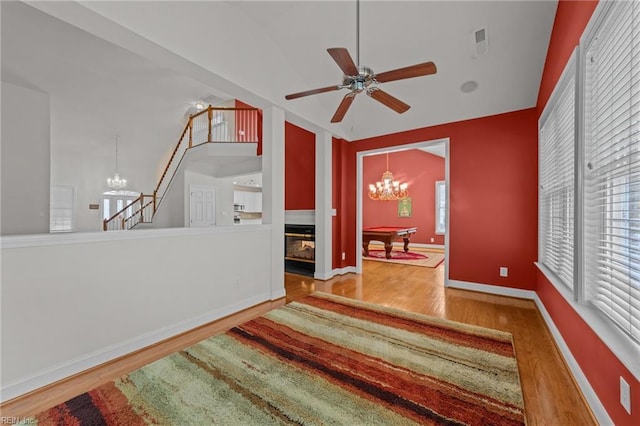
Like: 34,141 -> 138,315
105,105 -> 259,231
207,107 -> 213,142
154,106 -> 259,199
125,200 -> 153,224
104,195 -> 142,224
190,106 -> 257,120
155,124 -> 190,196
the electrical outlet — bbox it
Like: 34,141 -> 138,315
341,252 -> 346,261
620,376 -> 631,414
430,237 -> 435,243
499,267 -> 508,277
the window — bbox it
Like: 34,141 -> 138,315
435,181 -> 446,234
539,53 -> 576,290
50,185 -> 74,232
539,0 -> 640,350
582,0 -> 640,342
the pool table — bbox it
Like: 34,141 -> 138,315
362,226 -> 418,259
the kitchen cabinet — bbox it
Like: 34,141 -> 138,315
233,190 -> 262,213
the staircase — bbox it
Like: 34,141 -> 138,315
103,105 -> 261,231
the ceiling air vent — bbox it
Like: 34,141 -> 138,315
473,27 -> 488,57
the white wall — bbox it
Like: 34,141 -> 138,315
1,81 -> 51,235
0,226 -> 273,400
151,169 -> 185,228
152,170 -> 235,228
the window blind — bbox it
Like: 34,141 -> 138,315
584,1 -> 640,342
539,57 -> 576,290
50,185 -> 74,232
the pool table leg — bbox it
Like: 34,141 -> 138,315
384,241 -> 393,259
403,237 -> 410,252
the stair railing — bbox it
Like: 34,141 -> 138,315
103,106 -> 259,231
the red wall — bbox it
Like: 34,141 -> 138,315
338,108 -> 539,290
362,150 -> 445,245
536,1 -> 639,424
536,0 -> 599,116
284,122 -> 315,210
235,99 -> 262,155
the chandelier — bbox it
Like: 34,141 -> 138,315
368,153 -> 409,201
106,135 -> 127,190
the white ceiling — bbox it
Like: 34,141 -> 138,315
2,0 -> 557,146
227,0 -> 556,139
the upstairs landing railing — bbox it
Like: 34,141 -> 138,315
103,106 -> 260,231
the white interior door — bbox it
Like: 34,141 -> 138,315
189,185 -> 216,227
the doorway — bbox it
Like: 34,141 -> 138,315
356,138 -> 450,285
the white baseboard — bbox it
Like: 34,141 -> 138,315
1,293 -> 271,402
446,279 -> 610,424
314,270 -> 334,280
446,279 -> 536,300
270,288 -> 286,300
315,266 -> 357,280
334,266 -> 357,276
532,295 -> 612,425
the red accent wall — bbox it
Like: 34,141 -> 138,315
362,150 -> 445,245
338,108 -> 539,290
284,122 -> 315,210
536,0 -> 599,116
536,1 -> 639,424
235,99 -> 262,155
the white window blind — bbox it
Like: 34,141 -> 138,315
583,1 -> 640,342
50,185 -> 74,232
539,56 -> 576,290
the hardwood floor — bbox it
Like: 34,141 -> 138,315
2,259 -> 595,425
287,260 -> 596,426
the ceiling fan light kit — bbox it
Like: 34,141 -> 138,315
285,1 -> 437,123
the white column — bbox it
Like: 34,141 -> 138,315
314,131 -> 333,280
1,82 -> 51,235
262,106 -> 286,300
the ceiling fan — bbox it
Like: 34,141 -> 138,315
284,0 -> 437,123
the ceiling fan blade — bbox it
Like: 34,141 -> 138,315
331,93 -> 356,123
367,88 -> 410,114
374,61 -> 437,83
285,85 -> 341,100
327,48 -> 359,76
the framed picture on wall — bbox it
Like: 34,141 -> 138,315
398,197 -> 412,217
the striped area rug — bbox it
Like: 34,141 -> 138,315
27,293 -> 525,425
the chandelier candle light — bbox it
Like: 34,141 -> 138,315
368,153 -> 409,201
107,135 -> 127,190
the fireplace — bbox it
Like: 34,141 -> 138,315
284,224 -> 315,277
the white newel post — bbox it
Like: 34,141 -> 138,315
314,131 -> 333,280
262,106 -> 286,299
